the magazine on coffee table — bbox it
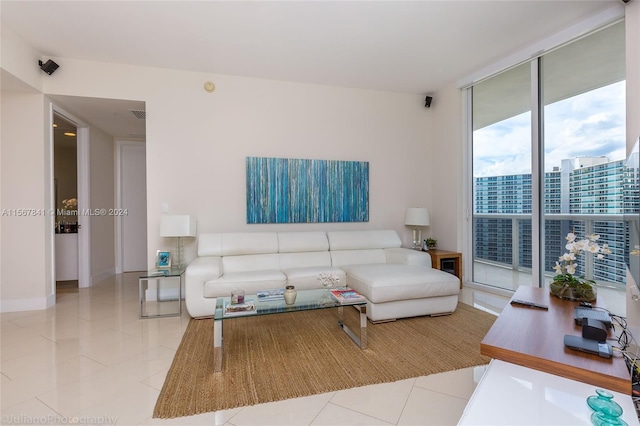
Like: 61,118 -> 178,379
330,289 -> 366,304
256,288 -> 285,301
223,300 -> 257,316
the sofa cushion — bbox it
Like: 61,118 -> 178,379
327,230 -> 401,250
330,249 -> 386,267
282,266 -> 346,289
344,264 -> 460,303
279,252 -> 332,269
222,233 -> 278,256
278,231 -> 329,253
203,270 -> 286,297
222,253 -> 280,273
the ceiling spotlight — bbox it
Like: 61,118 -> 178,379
38,59 -> 59,75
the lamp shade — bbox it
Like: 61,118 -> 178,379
160,215 -> 196,237
404,208 -> 430,227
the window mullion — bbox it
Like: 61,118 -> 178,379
531,58 -> 543,288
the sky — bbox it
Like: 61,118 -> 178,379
473,81 -> 626,178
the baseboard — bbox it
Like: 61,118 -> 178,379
92,267 -> 116,285
0,296 -> 51,313
46,292 -> 56,309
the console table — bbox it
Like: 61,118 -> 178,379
426,249 -> 462,288
481,286 -> 631,393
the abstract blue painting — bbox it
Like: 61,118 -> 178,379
246,157 -> 369,223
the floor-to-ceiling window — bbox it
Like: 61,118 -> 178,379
470,21 -> 626,295
541,23 -> 626,290
472,63 -> 532,288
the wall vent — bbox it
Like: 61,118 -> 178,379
129,109 -> 146,119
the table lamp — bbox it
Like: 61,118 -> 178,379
160,215 -> 196,269
405,207 -> 430,250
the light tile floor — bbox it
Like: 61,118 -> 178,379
1,273 -> 494,426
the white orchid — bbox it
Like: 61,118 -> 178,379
555,232 -> 608,278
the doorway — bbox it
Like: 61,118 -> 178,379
49,95 -> 147,294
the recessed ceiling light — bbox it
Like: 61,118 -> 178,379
64,132 -> 76,137
53,123 -> 58,128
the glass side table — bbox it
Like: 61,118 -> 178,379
139,266 -> 185,319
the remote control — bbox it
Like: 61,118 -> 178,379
510,299 -> 549,310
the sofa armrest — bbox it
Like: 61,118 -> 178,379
384,247 -> 432,268
185,256 -> 222,318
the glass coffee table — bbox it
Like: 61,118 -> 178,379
213,288 -> 367,372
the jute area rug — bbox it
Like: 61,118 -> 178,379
153,302 -> 496,419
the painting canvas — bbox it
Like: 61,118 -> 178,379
246,157 -> 369,224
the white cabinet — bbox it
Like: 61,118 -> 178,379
55,233 -> 78,281
459,360 -> 638,425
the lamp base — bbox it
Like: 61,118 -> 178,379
175,237 -> 185,269
412,228 -> 422,251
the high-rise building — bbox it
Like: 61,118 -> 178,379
474,157 -> 629,286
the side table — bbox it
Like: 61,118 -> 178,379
426,249 -> 462,288
139,266 -> 185,319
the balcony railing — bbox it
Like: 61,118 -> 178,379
472,213 -> 631,290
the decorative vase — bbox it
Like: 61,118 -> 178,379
283,285 -> 297,305
587,389 -> 627,426
549,278 -> 597,302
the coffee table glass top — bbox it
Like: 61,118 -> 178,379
214,288 -> 365,320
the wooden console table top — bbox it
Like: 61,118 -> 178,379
480,286 -> 631,393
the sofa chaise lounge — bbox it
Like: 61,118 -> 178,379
185,229 -> 460,322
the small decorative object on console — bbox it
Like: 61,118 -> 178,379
425,238 -> 437,250
549,232 -> 610,302
330,289 -> 366,304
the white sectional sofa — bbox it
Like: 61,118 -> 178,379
185,229 -> 460,322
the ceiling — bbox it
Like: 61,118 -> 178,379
0,0 -> 623,137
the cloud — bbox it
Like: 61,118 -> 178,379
474,81 -> 626,177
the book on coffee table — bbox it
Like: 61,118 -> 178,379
330,289 -> 366,304
223,300 -> 257,316
256,288 -> 285,301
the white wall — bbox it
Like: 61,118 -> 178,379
0,89 -> 53,311
430,83 -> 464,257
0,25 -> 43,93
37,60 -> 432,268
0,48 -> 433,308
